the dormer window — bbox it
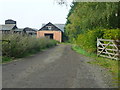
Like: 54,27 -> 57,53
47,26 -> 52,30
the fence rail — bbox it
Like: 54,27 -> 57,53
97,38 -> 120,60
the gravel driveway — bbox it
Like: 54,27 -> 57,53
2,44 -> 117,88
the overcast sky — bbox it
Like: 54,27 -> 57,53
0,0 -> 72,29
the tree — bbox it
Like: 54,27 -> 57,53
65,2 -> 119,42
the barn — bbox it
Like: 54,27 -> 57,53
37,22 -> 64,42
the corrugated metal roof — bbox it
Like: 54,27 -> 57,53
0,24 -> 16,30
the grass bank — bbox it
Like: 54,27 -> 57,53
72,45 -> 119,85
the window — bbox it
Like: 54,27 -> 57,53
47,26 -> 52,30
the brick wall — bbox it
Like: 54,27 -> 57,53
37,31 -> 62,42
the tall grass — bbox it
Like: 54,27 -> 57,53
2,34 -> 57,62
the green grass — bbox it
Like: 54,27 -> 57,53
2,49 -> 40,63
72,45 -> 94,56
60,42 -> 71,45
2,56 -> 13,63
72,45 -> 119,85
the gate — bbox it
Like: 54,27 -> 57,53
97,38 -> 120,60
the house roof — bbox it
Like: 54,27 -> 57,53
5,19 -> 16,24
31,28 -> 38,31
40,22 -> 65,32
0,24 -> 17,31
23,27 -> 37,32
54,24 -> 65,32
14,28 -> 23,32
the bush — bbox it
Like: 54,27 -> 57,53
102,29 -> 120,40
76,29 -> 120,53
2,34 -> 57,58
76,29 -> 103,53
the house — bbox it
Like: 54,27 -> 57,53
0,24 -> 18,34
0,19 -> 37,35
5,19 -> 16,24
13,28 -> 24,34
0,19 -> 18,34
23,27 -> 37,36
37,22 -> 64,42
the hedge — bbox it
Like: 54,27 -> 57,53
76,29 -> 120,53
2,34 -> 57,58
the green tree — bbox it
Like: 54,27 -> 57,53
65,2 -> 119,42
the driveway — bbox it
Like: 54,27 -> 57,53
2,44 -> 116,88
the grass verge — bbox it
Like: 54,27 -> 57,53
2,56 -> 13,63
2,45 -> 56,64
72,45 -> 119,85
2,34 -> 57,63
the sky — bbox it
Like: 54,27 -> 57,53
0,0 -> 72,29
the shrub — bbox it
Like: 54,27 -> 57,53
76,29 -> 120,53
76,29 -> 103,53
102,29 -> 120,40
2,34 -> 57,58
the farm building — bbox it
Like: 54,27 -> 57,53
37,22 -> 64,42
0,19 -> 18,34
23,27 -> 37,36
0,19 -> 37,35
0,19 -> 21,34
5,19 -> 17,24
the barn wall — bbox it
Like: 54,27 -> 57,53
37,31 -> 62,42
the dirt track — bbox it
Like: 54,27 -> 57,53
2,44 -> 116,88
